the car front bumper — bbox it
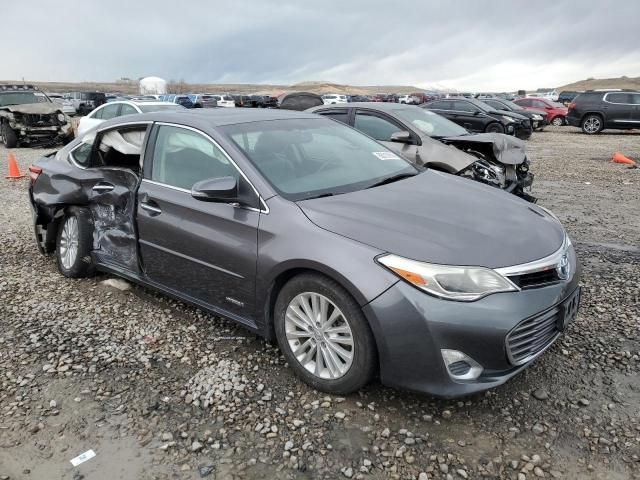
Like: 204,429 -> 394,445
363,254 -> 581,398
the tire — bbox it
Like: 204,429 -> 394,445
274,273 -> 377,395
551,116 -> 565,127
56,207 -> 95,278
2,122 -> 18,148
485,123 -> 505,134
581,114 -> 603,134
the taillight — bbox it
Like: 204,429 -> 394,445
568,101 -> 576,110
28,165 -> 42,185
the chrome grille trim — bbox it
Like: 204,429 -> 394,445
506,307 -> 561,365
496,235 -> 570,278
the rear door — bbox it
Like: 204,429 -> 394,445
84,123 -> 149,273
631,93 -> 640,124
136,123 -> 260,323
603,93 -> 633,127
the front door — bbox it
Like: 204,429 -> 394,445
136,124 -> 260,322
352,110 -> 421,164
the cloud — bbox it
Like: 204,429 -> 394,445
2,0 -> 639,91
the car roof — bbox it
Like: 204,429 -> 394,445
99,107 -> 321,129
106,100 -> 176,107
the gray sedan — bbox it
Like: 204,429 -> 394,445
29,108 -> 581,397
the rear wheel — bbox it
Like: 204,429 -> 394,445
485,122 -> 505,134
551,116 -> 565,127
56,207 -> 95,278
274,273 -> 377,394
581,114 -> 603,134
1,122 -> 18,148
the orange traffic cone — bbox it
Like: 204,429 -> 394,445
611,152 -> 636,165
6,152 -> 26,179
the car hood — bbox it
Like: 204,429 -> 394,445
3,102 -> 62,114
298,171 -> 564,269
440,132 -> 526,165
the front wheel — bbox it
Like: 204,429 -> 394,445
485,122 -> 505,134
56,207 -> 95,278
551,116 -> 565,127
1,122 -> 18,148
274,274 -> 377,395
581,114 -> 603,134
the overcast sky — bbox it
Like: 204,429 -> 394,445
3,0 -> 639,91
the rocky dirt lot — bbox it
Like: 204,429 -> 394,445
0,127 -> 638,480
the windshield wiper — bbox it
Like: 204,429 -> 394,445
301,192 -> 337,201
366,172 -> 417,189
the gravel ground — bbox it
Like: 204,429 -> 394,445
0,126 -> 639,480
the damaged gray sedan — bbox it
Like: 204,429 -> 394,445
28,109 -> 580,397
0,85 -> 74,148
309,103 -> 535,201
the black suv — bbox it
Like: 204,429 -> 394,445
64,91 -> 107,116
567,90 -> 640,134
423,97 -> 532,139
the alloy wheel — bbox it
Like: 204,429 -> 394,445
284,292 -> 354,380
59,216 -> 79,269
552,117 -> 564,126
583,117 -> 600,133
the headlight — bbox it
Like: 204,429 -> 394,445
532,114 -> 543,120
502,115 -> 515,123
378,254 -> 518,301
57,113 -> 66,122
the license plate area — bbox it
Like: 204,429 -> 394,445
558,287 -> 581,331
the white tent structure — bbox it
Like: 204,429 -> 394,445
139,77 -> 167,95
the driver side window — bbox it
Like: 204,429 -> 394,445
354,113 -> 403,141
150,125 -> 238,190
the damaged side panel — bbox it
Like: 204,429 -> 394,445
89,169 -> 139,272
31,151 -> 140,273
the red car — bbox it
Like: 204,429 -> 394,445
513,97 -> 568,126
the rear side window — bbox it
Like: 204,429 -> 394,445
453,101 -> 476,112
120,104 -> 138,115
71,142 -> 93,167
427,101 -> 450,109
354,112 -> 403,141
605,93 -> 633,104
150,125 -> 238,190
94,104 -> 120,120
320,110 -> 349,124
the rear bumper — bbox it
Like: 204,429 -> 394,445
363,254 -> 581,398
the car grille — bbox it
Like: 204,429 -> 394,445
19,113 -> 63,127
507,268 -> 560,289
506,308 -> 560,365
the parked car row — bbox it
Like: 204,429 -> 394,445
28,107 -> 581,398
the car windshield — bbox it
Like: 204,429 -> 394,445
138,104 -> 185,113
223,118 -> 417,201
0,92 -> 43,106
394,107 -> 468,137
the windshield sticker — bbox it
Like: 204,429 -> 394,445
373,152 -> 401,161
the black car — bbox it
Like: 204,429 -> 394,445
251,95 -> 278,108
423,98 -> 532,139
557,91 -> 581,106
566,90 -> 640,134
482,98 -> 548,130
233,95 -> 256,108
278,92 -> 323,111
349,95 -> 371,102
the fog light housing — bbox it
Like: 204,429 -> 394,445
441,349 -> 483,381
507,125 -> 514,132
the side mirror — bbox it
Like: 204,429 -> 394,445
390,131 -> 413,144
545,106 -> 553,110
191,176 -> 238,202
473,110 -> 482,115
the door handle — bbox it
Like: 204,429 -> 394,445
140,202 -> 162,215
92,182 -> 114,193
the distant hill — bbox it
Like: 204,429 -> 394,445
558,76 -> 640,91
0,79 -> 437,96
